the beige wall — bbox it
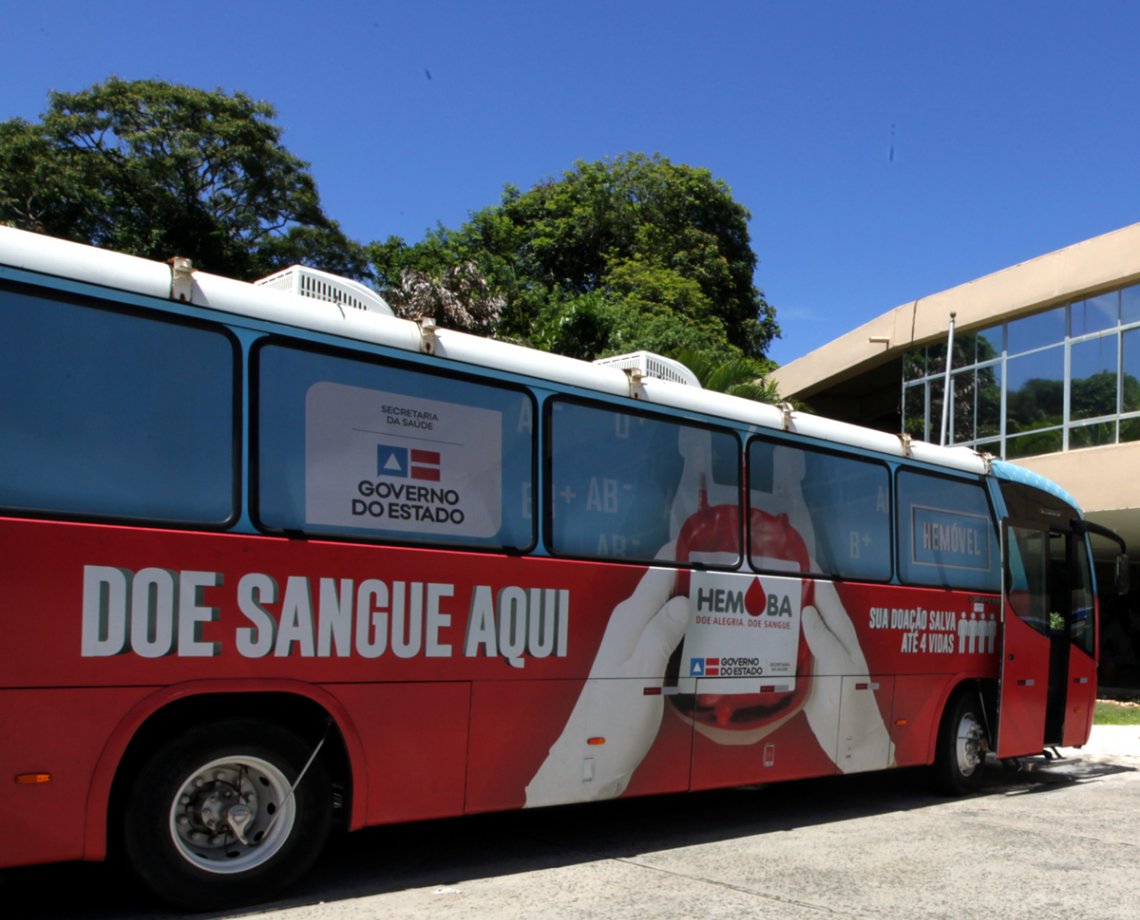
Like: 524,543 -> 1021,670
1017,443 -> 1140,516
1017,443 -> 1140,552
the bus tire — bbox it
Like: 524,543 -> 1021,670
932,691 -> 987,795
122,719 -> 331,910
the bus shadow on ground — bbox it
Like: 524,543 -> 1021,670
8,759 -> 1134,920
992,752 -> 1136,794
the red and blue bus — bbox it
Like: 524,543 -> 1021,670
0,226 -> 1126,908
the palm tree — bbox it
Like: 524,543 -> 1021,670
672,348 -> 782,403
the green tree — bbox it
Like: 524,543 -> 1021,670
0,78 -> 366,280
528,261 -> 742,361
369,153 -> 777,361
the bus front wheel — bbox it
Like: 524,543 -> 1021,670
932,691 -> 988,795
122,719 -> 331,910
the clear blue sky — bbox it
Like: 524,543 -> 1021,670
5,1 -> 1140,366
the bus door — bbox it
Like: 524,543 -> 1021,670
1056,525 -> 1098,748
997,520 -> 1101,756
996,520 -> 1052,758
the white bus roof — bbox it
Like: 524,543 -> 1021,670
0,226 -> 990,476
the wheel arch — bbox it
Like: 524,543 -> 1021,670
920,675 -> 996,766
85,680 -> 368,862
931,679 -> 996,795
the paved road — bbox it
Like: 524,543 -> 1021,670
9,751 -> 1140,920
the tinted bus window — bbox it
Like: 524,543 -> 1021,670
547,399 -> 740,564
748,439 -> 891,581
897,470 -> 999,591
0,286 -> 236,524
1069,537 -> 1096,656
255,343 -> 534,550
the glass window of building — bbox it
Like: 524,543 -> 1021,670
1121,417 -> 1140,443
1122,283 -> 1140,325
903,350 -> 927,382
1006,345 -> 1064,436
947,368 -> 975,445
1070,335 -> 1118,421
975,363 -> 1002,440
1007,305 -> 1065,356
1071,292 -> 1119,338
1006,428 -> 1062,459
902,280 -> 1140,461
1069,421 -> 1116,450
975,325 -> 1003,362
928,378 -> 946,443
903,383 -> 927,440
1122,328 -> 1140,413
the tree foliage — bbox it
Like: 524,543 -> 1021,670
369,153 -> 778,361
0,78 -> 365,280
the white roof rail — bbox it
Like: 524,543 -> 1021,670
593,351 -> 701,387
254,264 -> 393,315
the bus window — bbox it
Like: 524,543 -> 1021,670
1005,525 -> 1051,633
748,439 -> 890,581
254,342 -> 535,550
547,399 -> 740,564
897,471 -> 1000,591
0,285 -> 236,525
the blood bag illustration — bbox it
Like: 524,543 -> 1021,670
670,493 -> 814,744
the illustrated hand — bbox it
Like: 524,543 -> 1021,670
525,559 -> 689,807
801,579 -> 895,773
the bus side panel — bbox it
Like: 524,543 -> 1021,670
689,708 -> 839,789
0,687 -> 154,868
623,702 -> 694,796
837,675 -> 895,772
891,674 -> 957,766
466,679 -> 695,812
465,679 -> 579,813
325,682 -> 470,825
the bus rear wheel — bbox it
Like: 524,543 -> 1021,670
122,719 -> 331,910
933,691 -> 988,795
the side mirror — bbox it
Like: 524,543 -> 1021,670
1116,553 -> 1130,596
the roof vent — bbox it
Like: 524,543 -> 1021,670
255,265 -> 393,316
593,351 -> 701,387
